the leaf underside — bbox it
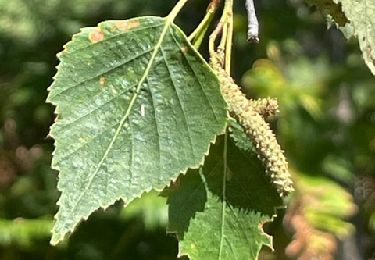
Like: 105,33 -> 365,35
334,0 -> 375,75
47,16 -> 227,244
310,0 -> 375,75
166,130 -> 283,260
307,0 -> 349,26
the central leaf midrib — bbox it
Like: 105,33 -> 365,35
218,134 -> 228,260
69,18 -> 176,214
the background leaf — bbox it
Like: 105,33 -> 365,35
0,218 -> 52,248
335,0 -> 375,75
284,174 -> 356,259
308,0 -> 375,75
47,16 -> 227,244
306,0 -> 349,26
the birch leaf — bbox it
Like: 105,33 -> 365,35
47,16 -> 227,245
167,134 -> 283,259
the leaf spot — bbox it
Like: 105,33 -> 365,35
181,46 -> 188,54
115,20 -> 140,32
89,28 -> 104,43
111,85 -> 118,95
99,76 -> 106,86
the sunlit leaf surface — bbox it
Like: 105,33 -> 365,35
47,16 -> 227,244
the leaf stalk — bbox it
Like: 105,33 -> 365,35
188,0 -> 221,49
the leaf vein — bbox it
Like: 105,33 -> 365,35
146,76 -> 162,173
169,29 -> 221,123
160,46 -> 196,161
50,47 -> 154,100
68,18 -> 174,216
59,82 -> 138,130
53,119 -> 122,164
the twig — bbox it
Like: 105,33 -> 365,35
245,0 -> 259,43
225,0 -> 233,73
208,0 -> 233,73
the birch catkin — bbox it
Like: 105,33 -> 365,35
248,97 -> 279,119
212,59 -> 294,196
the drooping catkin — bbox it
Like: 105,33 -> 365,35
212,59 -> 294,196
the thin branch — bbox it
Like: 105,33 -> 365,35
245,0 -> 259,43
209,0 -> 233,72
225,2 -> 233,73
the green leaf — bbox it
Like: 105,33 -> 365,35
167,135 -> 283,259
47,16 -> 227,244
306,0 -> 349,26
165,170 -> 207,239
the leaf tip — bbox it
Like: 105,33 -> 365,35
50,233 -> 62,246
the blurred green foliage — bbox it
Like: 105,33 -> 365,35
0,0 -> 374,259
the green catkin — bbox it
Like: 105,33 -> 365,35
211,57 -> 294,196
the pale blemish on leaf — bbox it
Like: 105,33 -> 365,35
111,85 -> 118,95
115,20 -> 140,32
181,46 -> 188,54
89,28 -> 104,43
99,76 -> 106,86
141,104 -> 146,117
